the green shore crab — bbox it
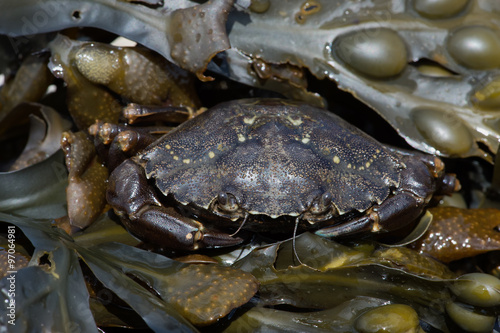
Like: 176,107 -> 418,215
98,99 -> 460,251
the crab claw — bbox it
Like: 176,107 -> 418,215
201,229 -> 244,248
122,207 -> 243,251
108,159 -> 243,251
315,192 -> 428,238
115,203 -> 244,251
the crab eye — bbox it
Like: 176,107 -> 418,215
320,192 -> 332,207
310,192 -> 333,215
217,192 -> 239,212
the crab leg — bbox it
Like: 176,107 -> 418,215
107,159 -> 243,250
90,122 -> 157,171
316,154 -> 460,239
315,191 -> 426,238
122,103 -> 195,124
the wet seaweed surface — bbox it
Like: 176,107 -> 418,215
0,1 -> 500,332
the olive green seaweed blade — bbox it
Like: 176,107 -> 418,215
232,233 -> 460,331
76,243 -> 198,332
0,150 -> 67,218
77,242 -> 258,327
72,212 -> 141,248
0,104 -> 70,218
0,0 -> 242,80
0,213 -> 97,333
224,0 -> 500,160
223,297 -> 421,333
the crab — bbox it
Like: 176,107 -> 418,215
98,99 -> 460,251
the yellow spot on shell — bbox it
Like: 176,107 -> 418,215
243,116 -> 256,124
183,159 -> 190,164
166,144 -> 171,149
333,156 -> 340,164
173,156 -> 179,160
302,137 -> 310,144
287,116 -> 303,126
366,162 -> 371,168
347,163 -> 351,168
209,151 -> 215,158
238,134 -> 246,142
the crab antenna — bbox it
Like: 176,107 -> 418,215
292,216 -> 304,266
230,212 -> 249,237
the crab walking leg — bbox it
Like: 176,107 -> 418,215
316,154 -> 460,238
122,103 -> 195,124
107,159 -> 243,250
90,122 -> 158,172
315,191 -> 427,238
